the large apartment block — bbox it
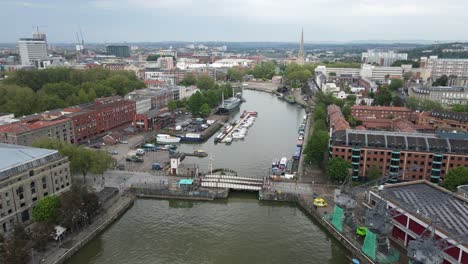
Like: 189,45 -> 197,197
361,50 -> 408,67
329,129 -> 468,182
0,144 -> 71,233
421,56 -> 468,79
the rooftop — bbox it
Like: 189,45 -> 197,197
0,143 -> 62,180
331,129 -> 468,154
380,181 -> 468,237
0,118 -> 70,134
352,105 -> 411,112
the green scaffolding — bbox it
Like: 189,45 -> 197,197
331,205 -> 344,232
361,230 -> 377,260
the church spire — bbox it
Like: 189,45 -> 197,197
298,28 -> 305,64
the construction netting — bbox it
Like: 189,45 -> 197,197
377,248 -> 400,264
331,205 -> 344,232
361,230 -> 377,260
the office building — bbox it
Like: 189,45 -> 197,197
362,50 -> 408,66
315,66 -> 361,78
329,129 -> 468,181
409,86 -> 468,106
0,144 -> 71,233
106,45 -> 131,58
421,56 -> 468,79
18,38 -> 48,66
368,181 -> 468,264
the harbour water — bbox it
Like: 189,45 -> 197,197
67,90 -> 349,264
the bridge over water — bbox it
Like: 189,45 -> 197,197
200,175 -> 264,191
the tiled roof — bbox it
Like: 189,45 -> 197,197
351,105 -> 411,112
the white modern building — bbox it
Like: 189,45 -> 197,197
360,64 -> 403,82
18,38 -> 48,66
315,65 -> 361,78
362,50 -> 408,66
211,59 -> 252,68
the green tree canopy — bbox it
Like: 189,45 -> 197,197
196,75 -> 216,90
168,101 -> 177,112
327,157 -> 351,183
442,166 -> 468,191
32,196 -> 61,223
433,74 -> 449,86
227,67 -> 244,82
374,86 -> 393,106
200,103 -> 211,117
389,79 -> 404,91
253,61 -> 276,80
179,74 -> 197,87
303,130 -> 329,167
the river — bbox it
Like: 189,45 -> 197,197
67,90 -> 349,264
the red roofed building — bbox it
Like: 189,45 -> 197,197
0,118 -> 74,146
327,104 -> 350,132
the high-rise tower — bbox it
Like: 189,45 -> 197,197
297,29 -> 305,64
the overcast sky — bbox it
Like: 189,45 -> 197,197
2,0 -> 467,43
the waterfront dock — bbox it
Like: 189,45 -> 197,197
219,112 -> 255,143
201,174 -> 263,191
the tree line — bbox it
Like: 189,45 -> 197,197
32,139 -> 114,182
0,68 -> 145,116
172,74 -> 235,117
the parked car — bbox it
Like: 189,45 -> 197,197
116,164 -> 125,170
313,198 -> 328,207
110,150 -> 118,155
119,140 -> 128,144
152,163 -> 162,170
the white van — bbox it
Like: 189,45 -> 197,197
136,149 -> 145,156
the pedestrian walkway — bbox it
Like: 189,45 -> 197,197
40,195 -> 134,264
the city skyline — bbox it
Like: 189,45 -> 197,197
1,0 -> 468,43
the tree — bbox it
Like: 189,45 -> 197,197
367,165 -> 381,181
227,67 -> 244,82
30,223 -> 54,252
32,196 -> 61,223
327,158 -> 351,183
403,72 -> 414,81
196,75 -> 215,90
433,74 -> 449,86
389,79 -> 404,91
452,104 -> 468,113
200,103 -> 211,117
253,61 -> 276,80
168,101 -> 177,112
342,104 -> 351,119
392,96 -> 404,107
374,86 -> 393,106
180,74 -> 197,87
313,104 -> 326,121
442,166 -> 468,191
303,130 -> 329,167
2,225 -> 31,264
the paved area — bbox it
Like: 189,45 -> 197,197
243,81 -> 278,92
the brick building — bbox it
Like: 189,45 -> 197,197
133,109 -> 174,132
416,111 -> 468,132
329,129 -> 468,181
63,108 -> 98,144
327,104 -> 350,132
0,118 -> 74,146
84,97 -> 136,133
351,106 -> 413,120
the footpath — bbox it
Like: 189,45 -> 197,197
38,195 -> 135,264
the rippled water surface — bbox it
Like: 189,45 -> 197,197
67,90 -> 349,264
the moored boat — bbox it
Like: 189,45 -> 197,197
156,134 -> 181,144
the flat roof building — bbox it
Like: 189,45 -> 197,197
409,86 -> 468,106
0,143 -> 71,233
368,181 -> 468,263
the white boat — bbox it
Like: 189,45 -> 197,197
279,157 -> 288,170
156,134 -> 181,143
224,137 -> 233,143
232,133 -> 245,139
